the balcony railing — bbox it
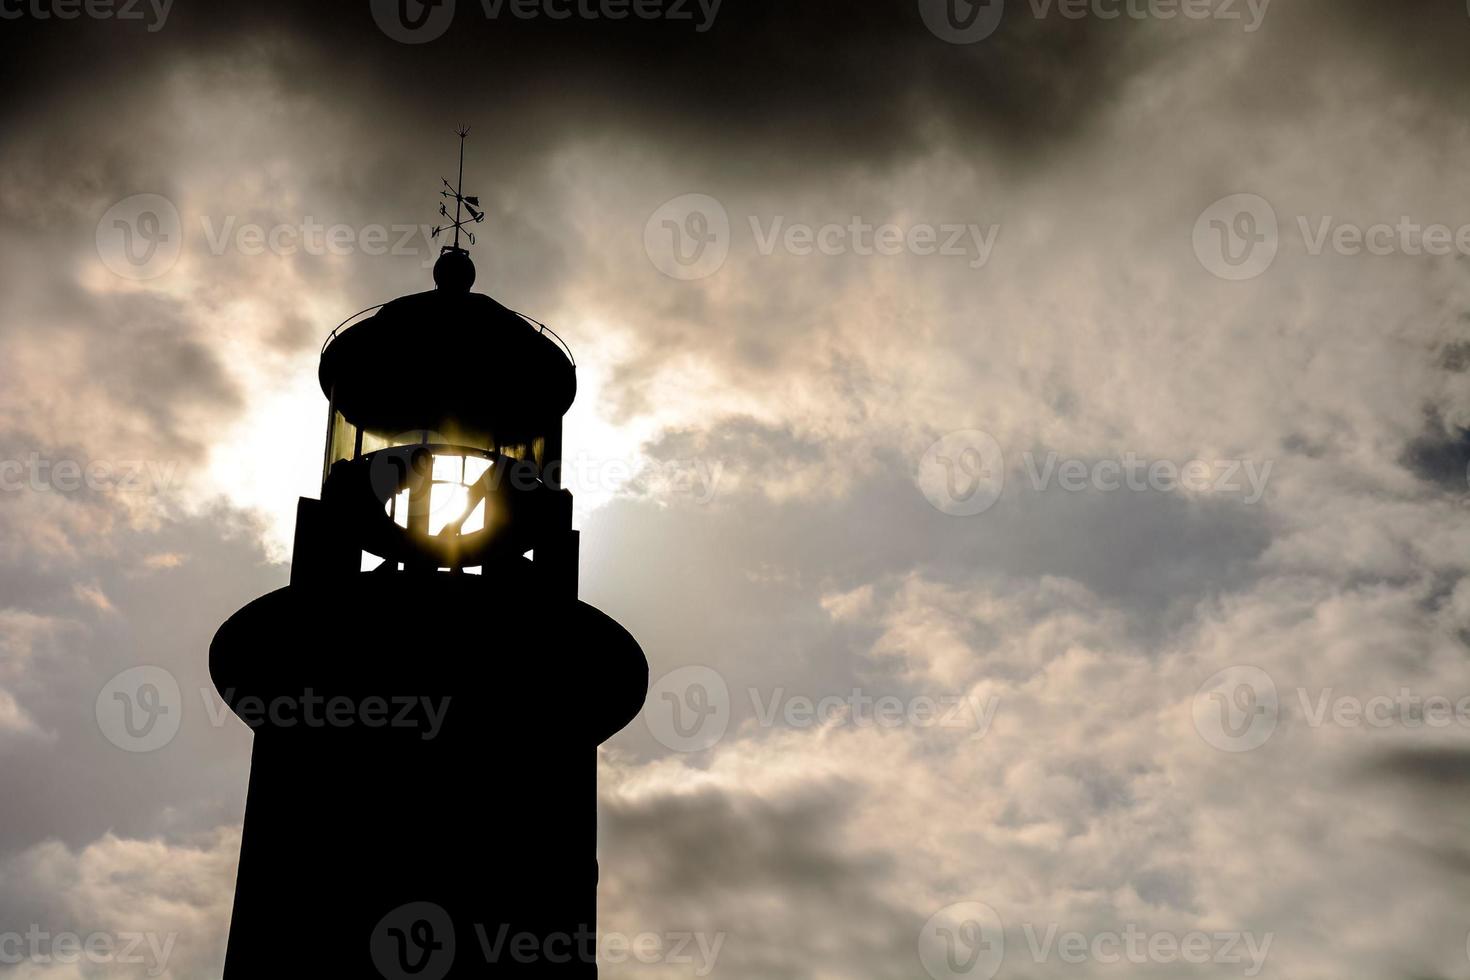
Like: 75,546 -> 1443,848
321,304 -> 385,353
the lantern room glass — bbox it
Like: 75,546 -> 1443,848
321,404 -> 548,485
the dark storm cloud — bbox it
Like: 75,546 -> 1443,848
1401,411 -> 1470,491
1287,0 -> 1470,90
7,0 -> 1457,187
1355,747 -> 1470,894
638,419 -> 1273,613
601,781 -> 922,978
1362,746 -> 1470,790
1,0 -> 1163,175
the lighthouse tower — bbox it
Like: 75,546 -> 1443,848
210,133 -> 648,978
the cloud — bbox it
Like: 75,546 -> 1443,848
0,828 -> 240,980
4,1 -> 1470,978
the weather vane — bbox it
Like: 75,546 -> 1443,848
433,126 -> 484,252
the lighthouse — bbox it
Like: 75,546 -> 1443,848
210,132 -> 649,978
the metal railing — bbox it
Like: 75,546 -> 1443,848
512,311 -> 576,368
321,304 -> 386,353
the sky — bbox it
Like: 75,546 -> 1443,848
3,0 -> 1470,976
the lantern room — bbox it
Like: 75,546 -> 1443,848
306,252 -> 579,578
272,232 -> 581,600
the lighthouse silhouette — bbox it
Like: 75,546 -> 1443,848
210,132 -> 648,978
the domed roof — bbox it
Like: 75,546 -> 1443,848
319,286 -> 577,435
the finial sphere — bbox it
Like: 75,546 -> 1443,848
434,248 -> 476,292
